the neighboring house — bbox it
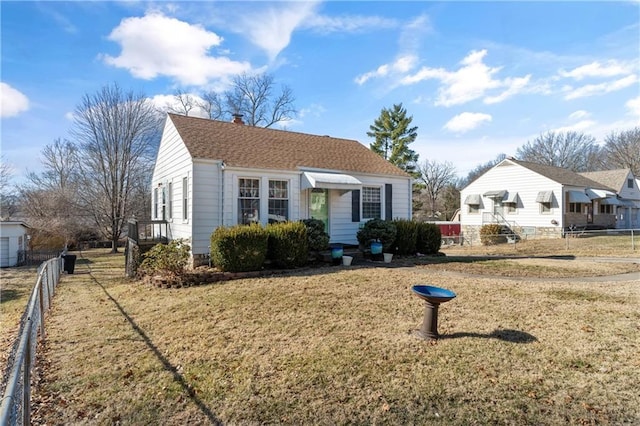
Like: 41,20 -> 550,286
0,221 -> 29,267
460,158 -> 618,241
151,113 -> 412,265
581,169 -> 640,229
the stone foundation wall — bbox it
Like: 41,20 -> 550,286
461,225 -> 562,245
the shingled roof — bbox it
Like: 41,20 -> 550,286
506,159 -> 614,190
168,113 -> 409,177
580,169 -> 632,191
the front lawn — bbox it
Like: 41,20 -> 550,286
32,249 -> 640,424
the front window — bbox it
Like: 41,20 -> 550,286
505,203 -> 516,213
468,205 -> 479,214
239,178 -> 260,224
362,186 -> 381,219
540,202 -> 551,214
268,180 -> 289,223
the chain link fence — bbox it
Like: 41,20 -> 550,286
0,256 -> 63,426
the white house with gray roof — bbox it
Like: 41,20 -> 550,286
151,114 -> 412,265
460,158 -> 620,241
581,169 -> 640,229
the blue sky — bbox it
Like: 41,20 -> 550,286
2,1 -> 639,184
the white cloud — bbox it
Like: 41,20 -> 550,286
626,96 -> 640,117
238,2 -> 319,61
553,120 -> 597,133
559,60 -> 632,80
563,74 -> 638,100
298,103 -> 326,118
0,83 -> 30,118
355,55 -> 417,85
568,110 -> 591,120
443,112 -> 492,134
149,93 -> 210,119
484,75 -> 531,104
102,13 -> 251,86
305,13 -> 397,34
401,49 -> 530,107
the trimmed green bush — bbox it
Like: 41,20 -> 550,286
480,224 -> 506,245
357,218 -> 397,253
267,222 -> 308,268
393,219 -> 419,255
416,223 -> 441,255
301,218 -> 329,252
139,239 -> 191,278
210,224 -> 268,272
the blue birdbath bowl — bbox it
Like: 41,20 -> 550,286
412,285 -> 456,340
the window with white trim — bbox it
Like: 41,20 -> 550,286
268,180 -> 289,223
468,205 -> 479,214
238,178 -> 260,224
153,187 -> 159,219
540,202 -> 551,214
362,186 -> 381,219
182,177 -> 188,221
505,202 -> 516,213
167,182 -> 173,219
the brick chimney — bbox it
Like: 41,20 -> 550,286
232,113 -> 244,125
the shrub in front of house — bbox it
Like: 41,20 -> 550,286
139,239 -> 191,278
301,218 -> 330,252
357,218 -> 397,253
416,222 -> 441,255
480,224 -> 506,245
392,219 -> 419,255
267,221 -> 308,268
210,224 -> 268,272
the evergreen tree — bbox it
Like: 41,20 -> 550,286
367,103 -> 419,175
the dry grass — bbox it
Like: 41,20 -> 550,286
31,249 -> 640,425
0,265 -> 39,374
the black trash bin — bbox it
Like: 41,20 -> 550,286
63,254 -> 77,274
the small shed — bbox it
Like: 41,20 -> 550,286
0,221 -> 30,267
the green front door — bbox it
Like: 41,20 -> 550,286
309,188 -> 329,233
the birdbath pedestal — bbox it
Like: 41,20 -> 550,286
412,285 -> 456,340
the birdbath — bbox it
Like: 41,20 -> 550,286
412,285 -> 456,340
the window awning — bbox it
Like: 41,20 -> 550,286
586,188 -> 616,200
483,190 -> 507,199
301,172 -> 362,191
464,194 -> 481,205
536,191 -> 553,203
504,191 -> 518,203
568,190 -> 591,203
600,197 -> 621,206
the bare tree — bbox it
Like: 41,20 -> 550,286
17,139 -> 83,246
225,73 -> 296,127
0,156 -> 18,219
516,131 -> 601,172
417,159 -> 457,219
198,91 -> 224,120
71,83 -> 160,252
167,89 -> 198,116
601,127 -> 640,175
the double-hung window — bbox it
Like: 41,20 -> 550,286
238,178 -> 260,224
362,186 -> 381,219
268,180 -> 289,223
167,182 -> 173,219
599,204 -> 613,214
182,177 -> 188,221
568,202 -> 582,213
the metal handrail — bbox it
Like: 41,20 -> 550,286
0,256 -> 63,426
